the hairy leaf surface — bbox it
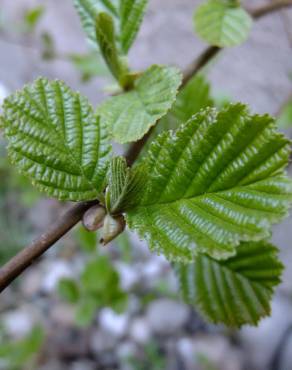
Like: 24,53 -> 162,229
2,78 -> 111,200
175,241 -> 283,327
127,104 -> 292,261
107,156 -> 146,214
98,65 -> 182,143
194,0 -> 252,47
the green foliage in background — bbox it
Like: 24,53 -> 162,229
278,100 -> 292,128
23,5 -> 45,33
58,254 -> 127,326
123,341 -> 167,370
69,52 -> 110,82
0,326 -> 44,370
194,0 -> 252,47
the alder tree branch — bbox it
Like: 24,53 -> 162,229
0,201 -> 97,292
250,0 -> 292,19
0,0 -> 291,293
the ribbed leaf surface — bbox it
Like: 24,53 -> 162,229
107,156 -> 145,213
74,0 -> 147,53
127,104 -> 292,261
2,78 -> 111,201
95,12 -> 125,81
175,241 -> 283,327
120,0 -> 148,53
74,0 -> 119,46
194,0 -> 252,47
138,74 -> 214,159
98,65 -> 182,143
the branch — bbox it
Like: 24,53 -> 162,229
0,0 -> 291,294
249,0 -> 292,19
0,201 -> 97,292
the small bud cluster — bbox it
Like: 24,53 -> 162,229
82,204 -> 125,245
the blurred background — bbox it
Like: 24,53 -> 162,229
0,0 -> 292,369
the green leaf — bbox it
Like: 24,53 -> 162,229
40,32 -> 56,60
74,0 -> 119,47
278,101 -> 292,128
98,65 -> 182,143
74,0 -> 147,54
81,255 -> 117,293
107,156 -> 146,214
24,5 -> 45,32
194,0 -> 253,47
76,225 -> 97,253
120,0 -> 148,53
2,78 -> 111,201
172,74 -> 214,123
126,103 -> 292,262
95,12 -> 127,81
174,240 -> 283,327
75,297 -> 97,327
80,255 -> 128,316
0,326 -> 44,367
58,278 -> 80,303
69,52 -> 110,82
127,74 -> 213,160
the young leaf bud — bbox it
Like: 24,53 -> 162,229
100,214 -> 126,245
82,205 -> 106,232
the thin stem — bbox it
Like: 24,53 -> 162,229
249,0 -> 292,19
0,0 -> 291,293
0,201 -> 97,292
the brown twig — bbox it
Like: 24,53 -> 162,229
0,0 -> 291,293
249,0 -> 292,19
182,46 -> 220,88
0,201 -> 97,292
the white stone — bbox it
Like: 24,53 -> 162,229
177,335 -> 242,370
146,299 -> 189,335
129,317 -> 152,344
3,307 -> 35,339
141,257 -> 165,279
99,308 -> 129,339
41,260 -> 73,293
115,262 -> 140,291
116,341 -> 138,362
